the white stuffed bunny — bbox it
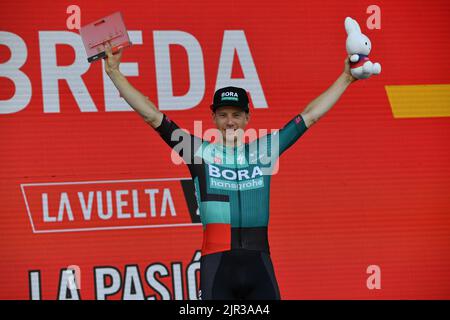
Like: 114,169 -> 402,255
345,17 -> 381,79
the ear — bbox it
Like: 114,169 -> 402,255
345,17 -> 361,35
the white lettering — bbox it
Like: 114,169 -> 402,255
123,266 -> 145,300
208,164 -> 221,178
144,189 -> 159,217
238,170 -> 250,180
215,30 -> 267,108
208,164 -> 264,181
78,191 -> 94,220
97,190 -> 114,220
172,263 -> 183,300
42,193 -> 56,222
146,264 -> 171,300
116,190 -> 130,219
0,32 -> 32,114
153,31 -> 205,110
39,188 -> 178,223
2,30 -> 267,115
97,191 -> 113,220
161,188 -> 176,217
222,169 -> 237,180
132,189 -> 146,218
39,31 -> 96,113
103,31 -> 143,111
58,269 -> 80,300
58,192 -> 74,221
95,267 -> 121,300
28,271 -> 41,300
252,166 -> 263,178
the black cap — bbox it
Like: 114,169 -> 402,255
210,86 -> 249,113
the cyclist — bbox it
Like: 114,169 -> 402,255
103,41 -> 357,299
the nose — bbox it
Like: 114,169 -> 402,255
225,116 -> 235,128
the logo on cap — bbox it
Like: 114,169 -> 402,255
210,86 -> 249,112
221,91 -> 239,102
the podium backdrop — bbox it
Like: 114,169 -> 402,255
1,0 -> 449,299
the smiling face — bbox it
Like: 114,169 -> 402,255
212,106 -> 250,146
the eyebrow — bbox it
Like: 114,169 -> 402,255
217,111 -> 243,116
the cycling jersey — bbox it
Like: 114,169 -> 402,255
155,113 -> 308,256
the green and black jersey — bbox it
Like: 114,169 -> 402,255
155,114 -> 308,256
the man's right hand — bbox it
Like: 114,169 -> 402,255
101,41 -> 163,128
104,41 -> 123,74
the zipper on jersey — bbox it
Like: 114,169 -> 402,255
235,147 -> 243,248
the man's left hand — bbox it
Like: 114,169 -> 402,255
343,56 -> 358,83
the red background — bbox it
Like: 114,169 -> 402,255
0,0 -> 449,299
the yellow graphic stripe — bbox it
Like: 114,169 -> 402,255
385,84 -> 450,118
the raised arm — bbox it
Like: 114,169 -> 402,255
103,42 -> 163,128
300,56 -> 357,128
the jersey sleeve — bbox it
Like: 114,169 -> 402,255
277,114 -> 309,156
253,114 -> 309,169
154,113 -> 202,165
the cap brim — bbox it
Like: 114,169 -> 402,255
210,102 -> 249,112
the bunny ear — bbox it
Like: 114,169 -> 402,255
345,17 -> 361,34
